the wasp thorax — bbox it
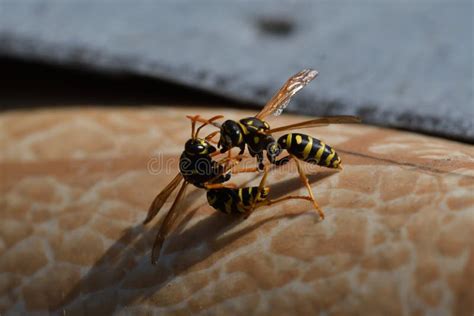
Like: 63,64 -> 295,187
184,138 -> 216,155
219,120 -> 242,149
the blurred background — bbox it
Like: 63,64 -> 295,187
0,1 -> 472,142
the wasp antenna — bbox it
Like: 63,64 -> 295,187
205,130 -> 220,141
191,120 -> 196,139
195,115 -> 223,138
187,115 -> 200,139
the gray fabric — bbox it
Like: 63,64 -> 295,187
0,1 -> 472,141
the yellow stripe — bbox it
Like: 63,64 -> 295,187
302,136 -> 313,160
248,187 -> 256,203
315,142 -> 326,162
238,132 -> 243,144
286,134 -> 292,148
325,148 -> 335,166
295,135 -> 302,144
238,188 -> 243,202
259,187 -> 270,201
248,125 -> 258,131
238,122 -> 249,135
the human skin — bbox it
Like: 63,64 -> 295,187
1,107 -> 473,315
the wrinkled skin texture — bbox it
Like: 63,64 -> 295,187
1,107 -> 473,315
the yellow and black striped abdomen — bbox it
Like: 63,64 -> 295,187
206,187 -> 270,214
277,133 -> 341,168
239,186 -> 270,208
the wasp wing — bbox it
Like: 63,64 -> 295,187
266,116 -> 361,134
151,181 -> 188,264
255,69 -> 319,119
143,173 -> 183,224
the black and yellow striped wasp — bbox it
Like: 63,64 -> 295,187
145,115 -> 311,264
194,69 -> 361,219
144,115 -> 250,264
144,115 -> 307,264
206,166 -> 312,218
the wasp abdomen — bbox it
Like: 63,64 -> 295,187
207,187 -> 270,214
277,133 -> 341,168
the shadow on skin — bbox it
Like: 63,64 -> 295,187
268,170 -> 337,199
56,168 -> 337,312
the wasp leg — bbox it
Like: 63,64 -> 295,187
226,146 -> 246,171
232,166 -> 259,174
215,152 -> 245,165
224,149 -> 233,170
238,143 -> 246,155
205,183 -> 238,189
243,166 -> 270,219
221,151 -> 254,174
292,154 -> 325,219
255,165 -> 269,199
274,155 -> 292,166
263,195 -> 313,206
244,195 -> 316,220
207,163 -> 256,186
255,152 -> 265,171
207,153 -> 248,185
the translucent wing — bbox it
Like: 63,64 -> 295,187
143,173 -> 183,224
151,181 -> 188,264
255,69 -> 319,119
266,116 -> 361,134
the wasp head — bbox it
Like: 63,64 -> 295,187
184,138 -> 216,156
218,120 -> 242,152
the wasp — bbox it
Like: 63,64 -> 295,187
206,166 -> 312,218
144,115 -> 253,264
193,69 -> 361,219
